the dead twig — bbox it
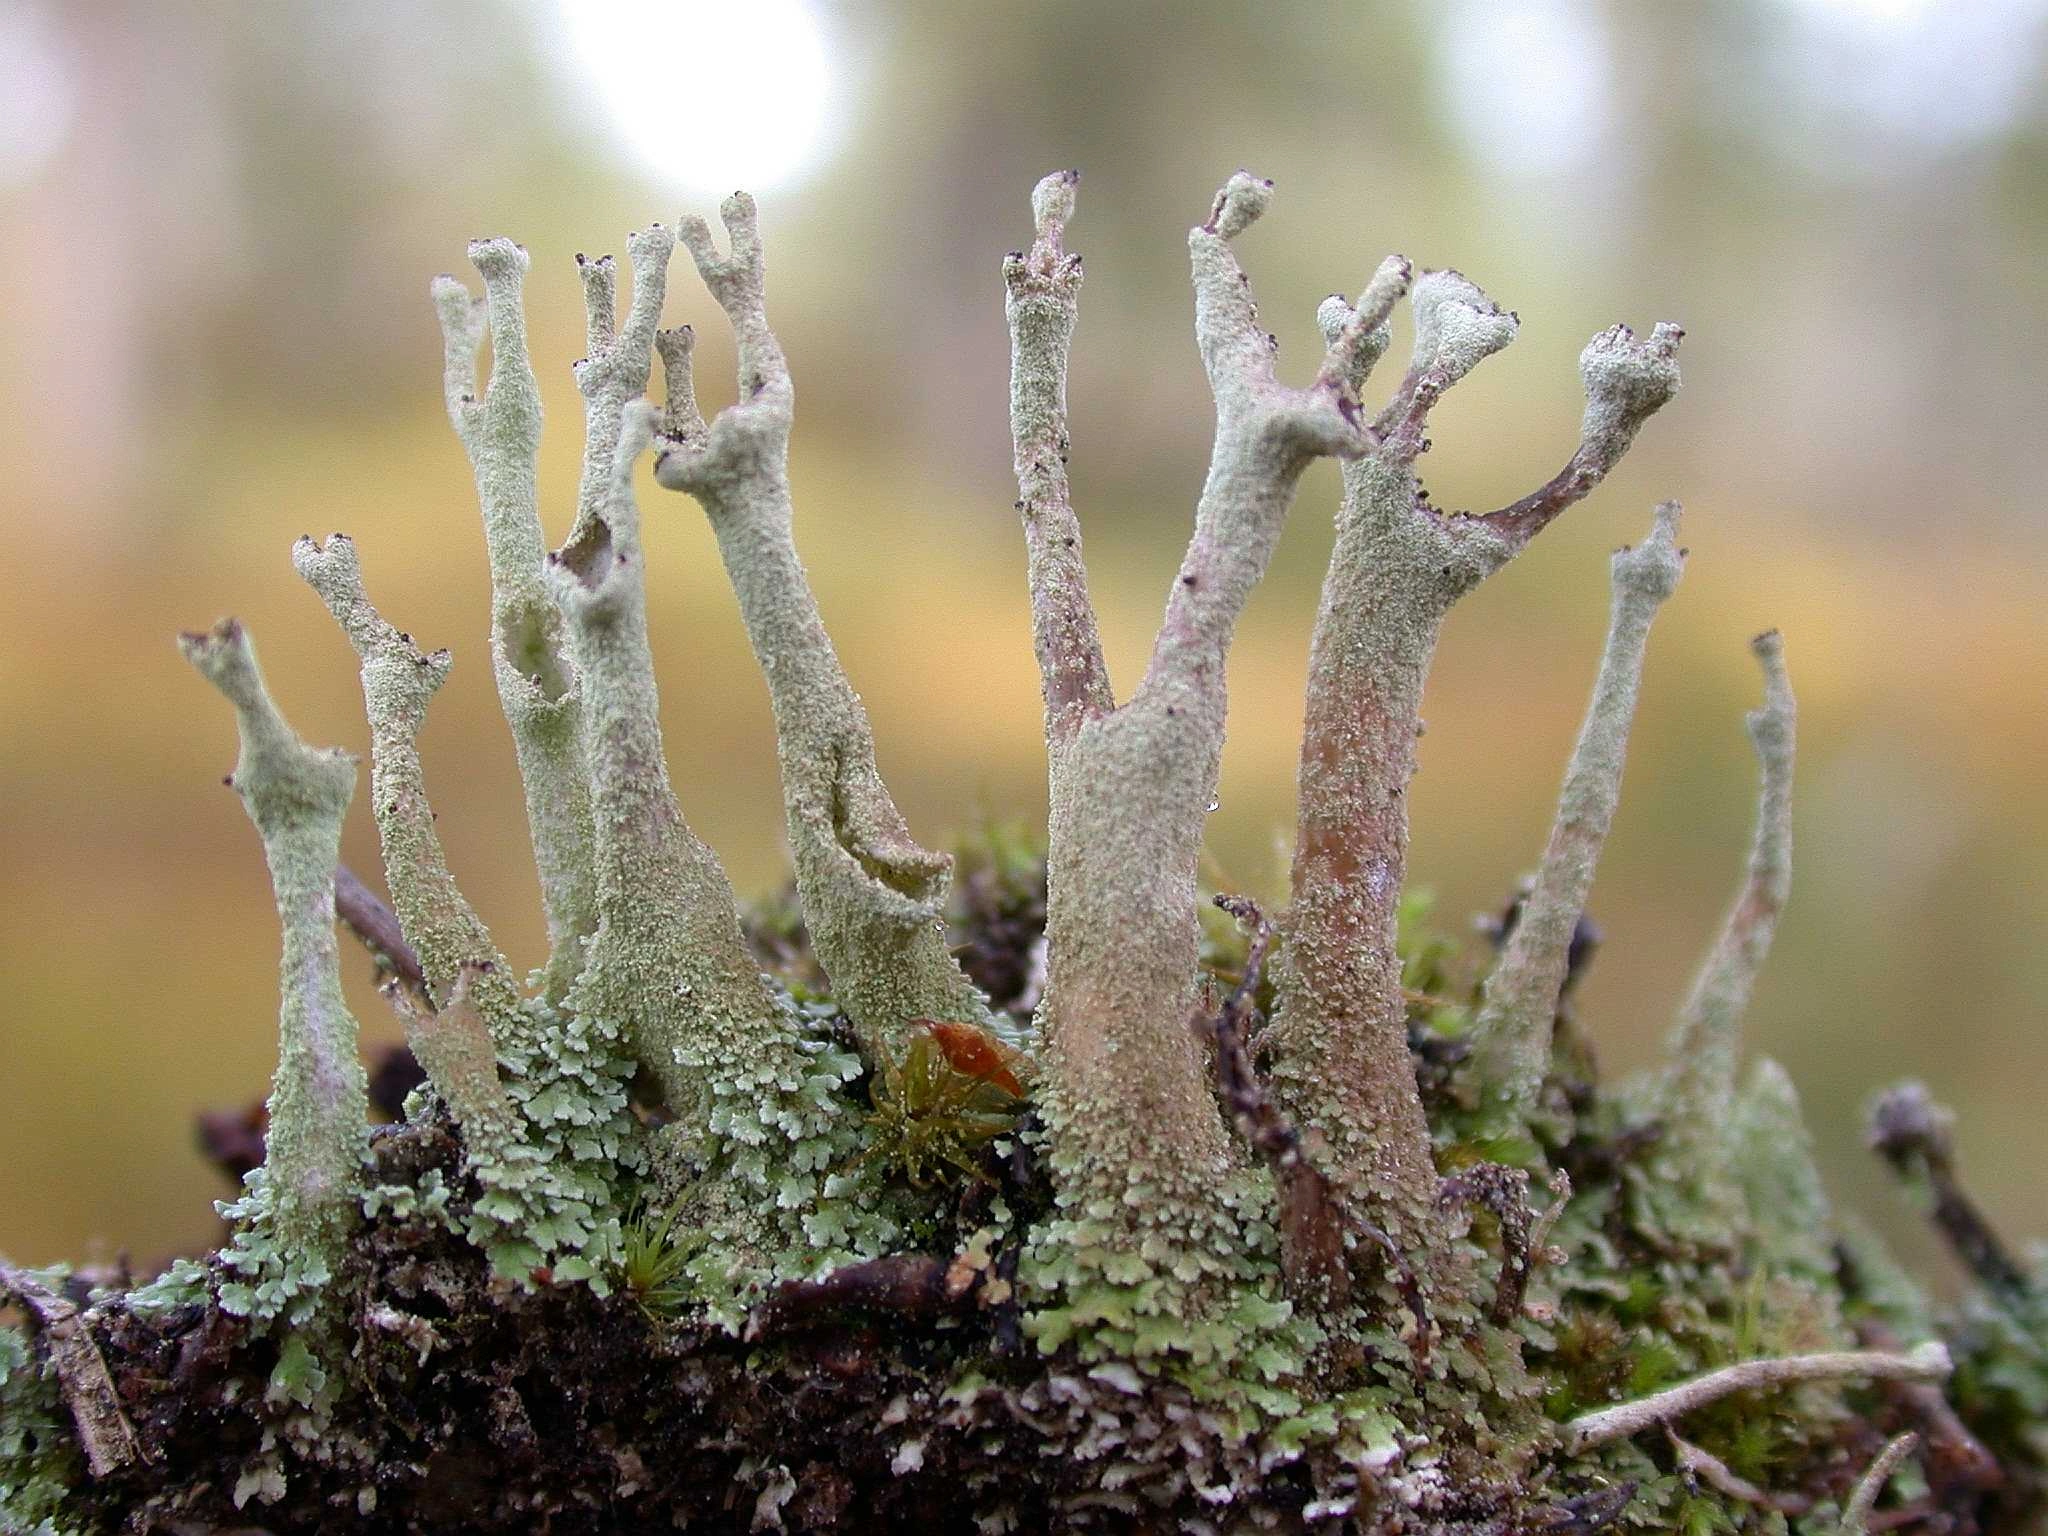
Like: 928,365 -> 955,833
0,1262 -> 148,1476
744,1253 -> 992,1342
1666,1428 -> 1811,1516
1852,1316 -> 2003,1509
1869,1082 -> 2026,1303
1203,896 -> 1431,1364
1203,896 -> 1347,1301
1521,1481 -> 1636,1532
335,862 -> 429,1004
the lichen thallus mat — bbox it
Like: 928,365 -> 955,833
3,170 -> 2041,1533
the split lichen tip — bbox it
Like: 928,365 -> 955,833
1580,319 -> 1684,415
1207,170 -> 1275,240
1411,268 -> 1519,379
1613,500 -> 1686,599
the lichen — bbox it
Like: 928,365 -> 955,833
177,619 -> 368,1323
5,166 -> 2028,1535
654,195 -> 1000,1064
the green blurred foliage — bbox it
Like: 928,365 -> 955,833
0,0 -> 2042,1286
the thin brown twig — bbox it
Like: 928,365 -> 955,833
1203,897 -> 1345,1300
743,1253 -> 991,1342
0,1263 -> 147,1476
334,862 -> 428,1004
1665,1428 -> 1811,1516
1203,897 -> 1431,1361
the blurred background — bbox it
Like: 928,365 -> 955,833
1,0 -> 2042,1289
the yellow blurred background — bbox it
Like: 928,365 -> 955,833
2,0 -> 2043,1290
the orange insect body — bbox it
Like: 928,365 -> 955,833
919,1019 -> 1026,1098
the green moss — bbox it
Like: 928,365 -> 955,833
858,1029 -> 1023,1189
0,1320 -> 83,1535
1948,1247 -> 2048,1478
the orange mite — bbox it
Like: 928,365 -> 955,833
919,1019 -> 1027,1098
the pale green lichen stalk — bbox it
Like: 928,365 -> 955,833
1002,170 -> 1111,799
291,535 -> 525,1044
177,620 -> 368,1317
653,193 -> 997,1062
1469,499 -> 1688,1118
291,533 -> 543,1198
1655,629 -> 1797,1167
433,240 -> 597,1002
1007,171 -> 1394,1293
549,401 -> 799,1140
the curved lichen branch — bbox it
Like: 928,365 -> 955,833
177,619 -> 368,1265
1372,267 -> 1519,459
671,191 -> 783,413
1840,1432 -> 1920,1534
1004,169 -> 1112,777
1311,253 -> 1412,397
1656,629 -> 1796,1161
1180,170 -> 1391,458
432,239 -> 596,1001
549,402 -> 793,1133
653,192 -> 994,1061
1666,1428 -> 1812,1517
1562,1342 -> 1951,1452
1469,501 -> 1688,1118
1482,321 -> 1684,549
569,224 -> 675,547
650,192 -> 787,464
1033,170 -> 1394,1270
292,533 -> 527,1053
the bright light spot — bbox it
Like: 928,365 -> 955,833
1763,0 -> 2048,157
0,1 -> 75,191
544,0 -> 836,195
1435,0 -> 1614,177
1783,0 -> 1942,27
